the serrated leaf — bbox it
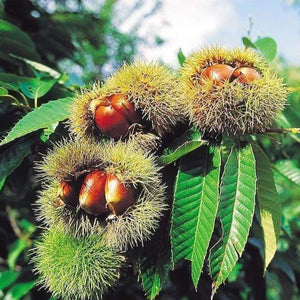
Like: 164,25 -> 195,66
18,78 -> 57,99
171,145 -> 221,282
0,97 -> 72,146
4,281 -> 35,300
191,147 -> 221,289
252,143 -> 281,272
177,48 -> 186,66
158,129 -> 207,166
0,20 -> 35,49
254,37 -> 277,61
140,250 -> 171,300
209,144 -> 256,293
0,270 -> 20,290
7,239 -> 28,270
275,160 -> 300,187
0,138 -> 33,191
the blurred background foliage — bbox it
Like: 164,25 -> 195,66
0,0 -> 299,299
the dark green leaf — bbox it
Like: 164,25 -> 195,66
0,271 -> 20,290
0,37 -> 40,62
0,20 -> 35,49
0,97 -> 72,146
158,129 -> 207,166
177,48 -> 186,66
140,250 -> 171,300
18,78 -> 57,99
242,37 -> 256,49
0,138 -> 33,191
0,81 -> 19,91
0,74 -> 32,91
171,145 -> 221,285
7,239 -> 28,270
4,281 -> 35,300
253,143 -> 281,272
254,37 -> 277,61
209,144 -> 256,293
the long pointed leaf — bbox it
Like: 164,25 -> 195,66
191,147 -> 221,288
171,146 -> 221,287
139,249 -> 171,300
209,144 -> 256,293
253,143 -> 281,272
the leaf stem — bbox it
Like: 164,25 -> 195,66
19,92 -> 30,107
34,94 -> 38,108
265,128 -> 300,134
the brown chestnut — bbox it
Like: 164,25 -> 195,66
58,181 -> 79,206
93,94 -> 140,139
105,174 -> 136,215
200,64 -> 235,85
79,170 -> 109,216
231,67 -> 261,83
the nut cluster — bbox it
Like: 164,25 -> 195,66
181,46 -> 287,135
36,138 -> 166,249
69,62 -> 184,149
59,171 -> 136,216
200,64 -> 261,85
91,94 -> 141,139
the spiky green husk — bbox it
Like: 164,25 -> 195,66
69,62 -> 184,145
68,82 -> 110,141
103,186 -> 167,250
104,61 -> 184,136
181,46 -> 287,135
35,181 -> 106,236
36,138 -> 167,249
33,227 -> 125,300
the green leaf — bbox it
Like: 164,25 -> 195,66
10,55 -> 61,79
0,37 -> 40,62
0,97 -> 72,146
0,87 -> 8,96
252,143 -> 281,272
4,281 -> 35,300
254,37 -> 277,61
140,250 -> 171,300
0,81 -> 19,92
177,48 -> 186,66
0,138 -> 33,191
0,20 -> 35,49
18,78 -> 57,99
275,160 -> 300,187
7,239 -> 28,270
0,73 -> 32,91
158,129 -> 207,166
20,219 -> 36,237
0,271 -> 20,290
209,144 -> 256,293
191,147 -> 221,289
242,37 -> 256,49
171,146 -> 221,280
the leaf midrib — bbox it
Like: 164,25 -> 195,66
215,147 -> 241,284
